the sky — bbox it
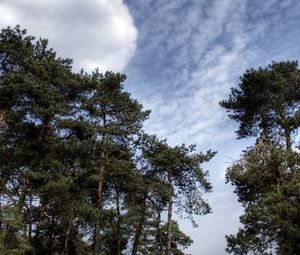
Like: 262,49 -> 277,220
1,0 -> 300,254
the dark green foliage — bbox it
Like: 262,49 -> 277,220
0,25 -> 80,255
138,220 -> 193,255
225,145 -> 300,254
221,61 -> 300,255
220,61 -> 300,149
0,26 -> 213,255
142,137 -> 214,217
141,136 -> 215,255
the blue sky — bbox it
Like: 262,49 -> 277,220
123,2 -> 300,253
1,0 -> 300,254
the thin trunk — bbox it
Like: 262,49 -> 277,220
131,195 -> 147,255
93,152 -> 107,255
131,218 -> 144,255
260,110 -> 271,148
285,132 -> 292,151
148,197 -> 163,255
94,109 -> 107,255
17,178 -> 29,211
279,112 -> 292,150
284,128 -> 292,151
116,188 -> 121,255
156,209 -> 163,255
4,178 -> 29,249
28,193 -> 32,242
0,110 -> 6,127
48,214 -> 56,255
166,173 -> 173,255
0,176 -> 9,231
0,128 -> 8,230
35,202 -> 45,239
62,219 -> 72,255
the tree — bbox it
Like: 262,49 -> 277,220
129,160 -> 168,255
0,26 -> 150,255
220,61 -> 300,150
0,25 -> 81,254
138,220 -> 193,255
142,136 -> 215,255
77,70 -> 149,255
1,25 -> 216,255
221,61 -> 300,254
225,145 -> 300,254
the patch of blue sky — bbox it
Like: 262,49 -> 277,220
123,1 -> 300,254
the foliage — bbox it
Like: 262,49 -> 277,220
220,61 -> 300,149
138,220 -> 193,255
221,61 -> 300,255
141,136 -> 215,255
0,26 -> 214,255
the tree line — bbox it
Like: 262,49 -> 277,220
0,26 -> 215,255
0,26 -> 299,255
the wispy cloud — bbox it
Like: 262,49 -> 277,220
0,0 -> 137,72
1,0 -> 299,253
125,0 -> 249,147
125,0 -> 300,149
124,1 -> 300,253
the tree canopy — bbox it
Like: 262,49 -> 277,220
0,26 -> 214,255
220,61 -> 300,150
221,61 -> 300,255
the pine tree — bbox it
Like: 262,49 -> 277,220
221,61 -> 300,254
0,25 -> 216,255
76,70 -> 150,255
220,61 -> 300,150
141,136 -> 215,255
0,25 -> 81,254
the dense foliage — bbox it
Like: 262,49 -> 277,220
0,26 -> 214,255
221,61 -> 300,255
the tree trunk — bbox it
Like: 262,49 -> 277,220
116,188 -> 121,255
94,109 -> 108,255
47,214 -> 56,255
131,219 -> 143,255
131,193 -> 147,255
35,202 -> 45,238
0,176 -> 9,231
28,193 -> 33,242
156,209 -> 163,255
11,178 -> 29,243
279,112 -> 292,150
62,219 -> 72,255
17,178 -> 29,211
260,110 -> 271,145
0,110 -> 6,127
166,174 -> 173,255
93,152 -> 107,255
284,127 -> 292,151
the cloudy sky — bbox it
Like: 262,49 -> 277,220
1,0 -> 300,254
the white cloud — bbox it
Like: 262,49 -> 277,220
0,0 -> 137,72
127,0 -> 252,148
123,1 -> 300,254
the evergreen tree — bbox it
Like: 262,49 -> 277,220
138,220 -> 193,255
221,61 -> 300,254
77,70 -> 150,255
0,25 -> 215,255
225,144 -> 300,254
142,136 -> 215,255
0,25 -> 80,254
220,61 -> 300,150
